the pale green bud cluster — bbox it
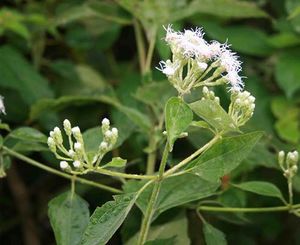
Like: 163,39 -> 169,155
47,118 -> 119,174
228,90 -> 255,127
201,86 -> 220,104
278,150 -> 299,178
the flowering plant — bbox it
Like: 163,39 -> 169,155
1,23 -> 299,245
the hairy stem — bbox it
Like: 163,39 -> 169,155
146,132 -> 157,175
95,167 -> 156,180
138,143 -> 169,244
144,27 -> 157,74
134,19 -> 146,74
2,146 -> 122,194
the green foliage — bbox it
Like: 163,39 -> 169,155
124,174 -> 219,220
48,192 -> 90,245
233,181 -> 285,202
103,157 -> 127,168
81,193 -> 137,245
165,97 -> 193,151
188,132 -> 263,182
203,222 -> 227,245
189,99 -> 238,133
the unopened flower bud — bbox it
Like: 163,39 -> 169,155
68,149 -> 75,158
197,61 -> 208,71
53,127 -> 63,144
278,151 -> 285,166
102,118 -> 110,126
72,126 -> 83,143
63,119 -> 72,135
202,86 -> 209,95
73,160 -> 81,168
74,142 -> 82,151
0,96 -> 6,115
104,130 -> 112,140
47,137 -> 56,152
60,161 -> 69,169
99,141 -> 108,151
49,131 -> 54,137
111,128 -> 118,137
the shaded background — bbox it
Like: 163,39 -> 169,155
1,0 -> 300,244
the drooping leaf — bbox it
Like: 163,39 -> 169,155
80,193 -> 137,245
203,222 -> 227,245
124,173 -> 219,220
48,191 -> 90,245
165,97 -> 193,151
189,99 -> 238,133
233,181 -> 285,202
103,157 -> 127,168
187,132 -> 263,182
144,237 -> 176,245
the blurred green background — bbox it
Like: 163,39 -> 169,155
1,0 -> 300,244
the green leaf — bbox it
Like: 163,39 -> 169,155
7,127 -> 47,143
48,191 -> 90,245
165,97 -> 193,151
81,193 -> 137,245
124,173 -> 219,220
0,46 -> 53,105
188,132 -> 263,182
203,222 -> 227,245
233,181 -> 285,202
125,214 -> 190,245
0,123 -> 10,132
189,99 -> 237,133
103,157 -> 127,168
275,49 -> 300,98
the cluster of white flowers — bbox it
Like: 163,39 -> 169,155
157,25 -> 244,94
47,118 -> 118,172
278,150 -> 299,178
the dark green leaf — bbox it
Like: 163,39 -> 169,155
48,191 -> 90,245
165,97 -> 193,151
233,181 -> 285,202
188,132 -> 263,182
124,173 -> 219,220
81,193 -> 137,245
7,127 -> 47,143
203,222 -> 227,245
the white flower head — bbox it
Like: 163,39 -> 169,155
0,96 -> 6,115
219,48 -> 242,73
156,60 -> 179,76
224,71 -> 244,91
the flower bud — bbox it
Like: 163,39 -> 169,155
278,151 -> 285,166
68,149 -> 75,158
99,141 -> 108,151
0,96 -> 6,115
102,118 -> 110,126
197,61 -> 208,71
72,126 -> 83,143
74,142 -> 82,151
63,119 -> 72,136
53,127 -> 63,144
47,137 -> 56,152
60,161 -> 69,170
73,160 -> 81,168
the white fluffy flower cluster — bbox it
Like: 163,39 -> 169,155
47,118 -> 118,172
157,25 -> 244,94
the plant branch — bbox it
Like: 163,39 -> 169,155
134,19 -> 146,74
2,146 -> 122,194
164,134 -> 220,177
138,143 -> 169,245
198,204 -> 300,213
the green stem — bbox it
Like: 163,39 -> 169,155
198,204 -> 300,213
146,132 -> 157,175
95,167 -> 156,180
138,143 -> 169,245
2,146 -> 122,194
144,27 -> 157,74
164,134 -> 220,177
134,19 -> 146,74
288,177 -> 293,207
70,175 -> 76,200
